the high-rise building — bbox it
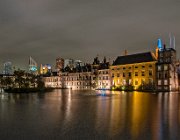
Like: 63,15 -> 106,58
40,64 -> 52,75
64,59 -> 74,69
3,62 -> 13,75
29,56 -> 38,74
56,58 -> 64,71
64,59 -> 83,69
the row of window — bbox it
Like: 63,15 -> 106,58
45,78 -> 60,82
99,82 -> 109,86
99,76 -> 109,80
66,82 -> 90,86
158,80 -> 168,85
113,79 -> 153,86
157,65 -> 168,71
99,71 -> 109,74
65,76 -> 95,81
112,71 -> 152,77
111,64 -> 152,71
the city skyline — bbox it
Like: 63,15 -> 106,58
0,0 -> 180,70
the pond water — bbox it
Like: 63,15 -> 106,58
0,89 -> 180,140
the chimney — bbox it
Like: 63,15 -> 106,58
163,44 -> 166,50
124,50 -> 128,56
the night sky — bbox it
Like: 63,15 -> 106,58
0,0 -> 180,70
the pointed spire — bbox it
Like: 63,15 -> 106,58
124,50 -> 128,56
173,36 -> 176,49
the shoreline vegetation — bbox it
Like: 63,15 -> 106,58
0,69 -> 51,94
4,87 -> 54,93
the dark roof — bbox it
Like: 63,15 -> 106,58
113,52 -> 157,65
99,62 -> 110,70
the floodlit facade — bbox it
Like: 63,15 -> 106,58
61,72 -> 96,90
110,52 -> 157,90
43,76 -> 62,88
97,69 -> 111,89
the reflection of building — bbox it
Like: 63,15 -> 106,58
3,62 -> 13,75
40,64 -> 52,75
56,58 -> 64,72
29,56 -> 38,74
111,52 -> 157,90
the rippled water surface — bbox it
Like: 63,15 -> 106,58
0,89 -> 180,140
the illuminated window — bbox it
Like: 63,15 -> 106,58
142,71 -> 145,76
164,65 -> 168,70
164,80 -> 168,85
158,80 -> 161,85
135,72 -> 138,76
135,80 -> 138,85
123,79 -> 126,85
158,66 -> 161,71
149,70 -> 152,76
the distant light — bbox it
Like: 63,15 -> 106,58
157,38 -> 163,50
30,66 -> 37,71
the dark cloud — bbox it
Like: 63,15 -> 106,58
0,0 -> 180,70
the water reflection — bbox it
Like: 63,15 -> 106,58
0,90 -> 180,139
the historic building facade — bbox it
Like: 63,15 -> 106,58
43,76 -> 62,88
61,72 -> 96,90
97,69 -> 111,89
110,52 -> 157,90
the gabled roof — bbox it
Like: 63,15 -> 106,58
113,52 -> 157,66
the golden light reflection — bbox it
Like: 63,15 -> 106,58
131,92 -> 150,138
109,93 -> 126,136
